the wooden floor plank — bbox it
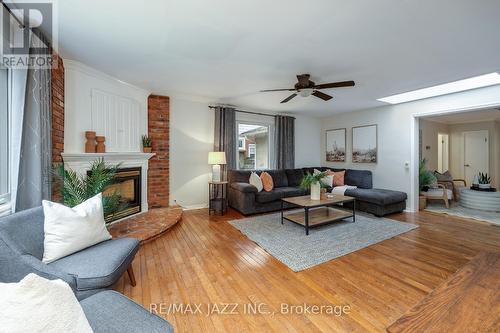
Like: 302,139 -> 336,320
116,208 -> 500,332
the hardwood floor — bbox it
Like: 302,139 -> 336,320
387,252 -> 500,333
114,209 -> 500,332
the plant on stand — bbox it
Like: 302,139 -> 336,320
419,159 -> 437,210
142,135 -> 153,153
478,172 -> 491,189
53,158 -> 122,221
300,172 -> 327,200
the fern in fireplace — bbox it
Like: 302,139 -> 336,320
54,158 -> 122,220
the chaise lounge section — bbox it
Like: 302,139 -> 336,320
228,167 -> 407,217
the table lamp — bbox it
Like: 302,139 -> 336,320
208,152 -> 226,182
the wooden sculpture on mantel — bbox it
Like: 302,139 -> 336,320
96,136 -> 106,153
85,131 -> 96,153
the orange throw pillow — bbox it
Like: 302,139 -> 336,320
260,172 -> 274,192
333,170 -> 345,187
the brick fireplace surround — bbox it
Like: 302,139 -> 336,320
50,56 -> 170,210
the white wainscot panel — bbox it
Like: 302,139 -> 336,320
91,89 -> 142,152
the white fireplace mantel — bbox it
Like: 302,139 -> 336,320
61,152 -> 155,212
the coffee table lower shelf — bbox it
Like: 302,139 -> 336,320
282,207 -> 355,235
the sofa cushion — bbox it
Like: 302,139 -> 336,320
255,190 -> 283,203
285,169 -> 304,187
260,172 -> 274,192
228,170 -> 252,184
48,238 -> 139,291
274,187 -> 306,198
266,170 -> 288,187
345,170 -> 373,189
81,291 -> 173,333
345,188 -> 407,206
249,172 -> 263,192
42,194 -> 112,264
0,207 -> 45,259
230,182 -> 258,193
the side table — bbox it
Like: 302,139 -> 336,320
209,181 -> 228,215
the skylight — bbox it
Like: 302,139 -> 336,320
377,73 -> 500,104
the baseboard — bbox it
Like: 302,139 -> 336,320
181,203 -> 209,210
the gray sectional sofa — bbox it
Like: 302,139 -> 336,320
228,167 -> 407,217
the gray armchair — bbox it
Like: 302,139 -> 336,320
0,207 -> 140,300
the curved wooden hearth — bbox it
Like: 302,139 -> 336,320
108,207 -> 183,244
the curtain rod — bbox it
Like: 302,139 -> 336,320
1,1 -> 25,28
208,105 -> 295,119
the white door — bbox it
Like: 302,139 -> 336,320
464,130 -> 489,186
438,134 -> 449,173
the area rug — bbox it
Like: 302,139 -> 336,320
425,203 -> 500,226
229,212 -> 418,272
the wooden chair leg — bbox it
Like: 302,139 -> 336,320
443,195 -> 449,208
127,266 -> 137,287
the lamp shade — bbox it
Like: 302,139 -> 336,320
208,152 -> 226,165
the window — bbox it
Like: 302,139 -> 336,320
0,68 -> 10,216
238,137 -> 245,151
237,123 -> 270,170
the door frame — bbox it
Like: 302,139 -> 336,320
410,102 -> 500,212
437,133 -> 449,173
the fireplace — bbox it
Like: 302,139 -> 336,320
89,167 -> 142,223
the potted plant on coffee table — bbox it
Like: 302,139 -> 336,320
300,172 -> 327,200
142,135 -> 153,153
478,172 -> 491,189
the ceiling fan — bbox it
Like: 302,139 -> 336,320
260,74 -> 355,103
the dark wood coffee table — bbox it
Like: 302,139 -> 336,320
281,195 -> 356,235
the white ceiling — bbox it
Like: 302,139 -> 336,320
57,0 -> 500,117
424,108 -> 500,124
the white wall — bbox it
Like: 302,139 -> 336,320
169,97 -> 213,209
419,119 -> 449,171
64,60 -> 149,153
320,85 -> 500,212
295,115 -> 322,167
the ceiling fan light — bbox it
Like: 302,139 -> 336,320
298,88 -> 313,97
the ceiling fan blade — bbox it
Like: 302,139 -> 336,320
312,90 -> 333,101
260,88 -> 295,92
280,93 -> 297,103
313,80 -> 355,90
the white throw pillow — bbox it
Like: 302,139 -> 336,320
249,172 -> 263,192
42,193 -> 112,263
313,169 -> 333,187
0,274 -> 93,333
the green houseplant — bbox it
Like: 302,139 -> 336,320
478,172 -> 491,189
142,135 -> 153,153
53,158 -> 122,221
419,158 -> 436,192
300,172 -> 327,200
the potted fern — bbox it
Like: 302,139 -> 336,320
300,172 -> 327,200
142,135 -> 153,153
478,172 -> 491,189
53,158 -> 122,222
419,159 -> 436,210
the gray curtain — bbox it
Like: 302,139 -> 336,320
213,107 -> 236,175
15,32 -> 52,211
275,115 -> 295,169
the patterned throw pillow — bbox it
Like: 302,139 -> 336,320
333,170 -> 345,187
249,172 -> 263,192
260,172 -> 274,192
